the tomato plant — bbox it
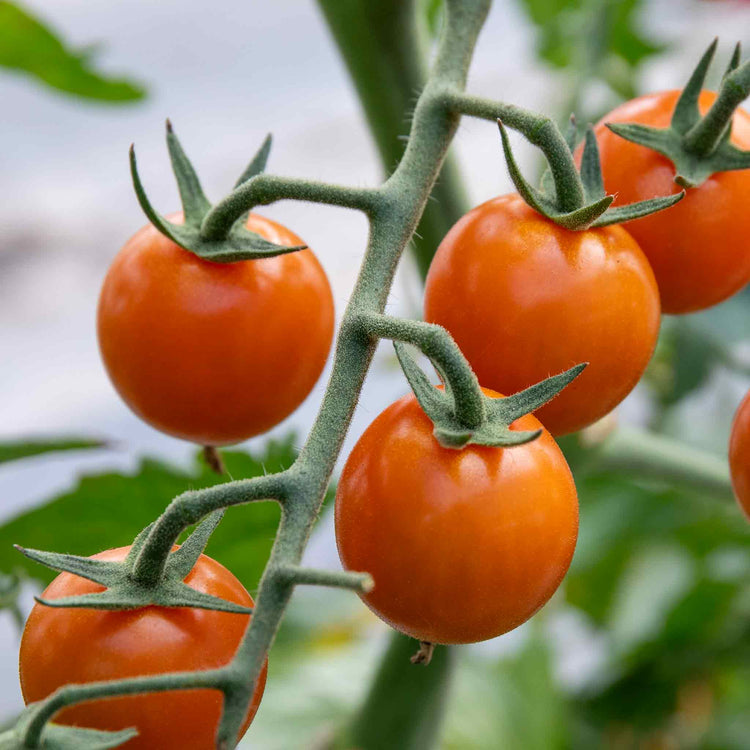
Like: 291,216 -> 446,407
19,546 -> 267,749
98,213 -> 334,446
335,387 -> 578,644
592,93 -> 750,314
6,6 -> 749,749
424,194 -> 661,436
729,389 -> 750,520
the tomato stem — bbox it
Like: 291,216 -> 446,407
356,312 -> 487,430
442,91 -> 585,211
199,175 -> 380,242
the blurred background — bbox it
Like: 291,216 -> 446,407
1,0 -> 749,747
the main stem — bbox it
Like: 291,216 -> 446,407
215,3 -> 492,744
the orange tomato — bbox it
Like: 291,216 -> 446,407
334,388 -> 578,644
592,90 -> 750,314
98,214 -> 334,446
424,194 -> 660,436
19,546 -> 266,749
729,389 -> 750,520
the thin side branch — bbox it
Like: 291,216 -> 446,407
22,668 -> 229,748
201,174 -> 382,241
356,312 -> 485,429
130,471 -> 293,587
276,563 -> 374,593
440,89 -> 584,211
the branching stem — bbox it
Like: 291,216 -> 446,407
441,90 -> 584,210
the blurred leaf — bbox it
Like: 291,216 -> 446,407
420,0 -> 444,36
0,437 -> 106,465
0,1 -> 145,102
0,437 -> 320,591
564,460 -> 750,744
443,627 -> 569,749
344,633 -> 455,750
516,0 -> 663,113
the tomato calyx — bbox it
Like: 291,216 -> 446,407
395,343 -> 586,449
498,117 -> 684,231
15,510 -> 251,614
130,122 -> 307,263
0,712 -> 137,750
606,40 -> 750,188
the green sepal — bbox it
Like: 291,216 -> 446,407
497,119 -> 675,231
0,713 -> 137,750
15,511 -> 251,614
670,39 -> 717,134
234,133 -> 273,188
130,124 -> 305,262
606,41 -> 750,187
394,343 -> 586,449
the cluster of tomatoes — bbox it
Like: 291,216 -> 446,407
17,85 -> 750,748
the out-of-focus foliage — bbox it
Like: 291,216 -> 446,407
0,1 -> 144,102
516,0 -> 664,122
0,438 -> 105,465
0,437 -> 318,590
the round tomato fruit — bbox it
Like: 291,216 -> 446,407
334,388 -> 579,644
729,389 -> 750,520
98,213 -> 334,446
591,90 -> 750,314
19,546 -> 267,749
424,194 -> 660,436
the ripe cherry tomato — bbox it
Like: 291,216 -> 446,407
424,194 -> 660,436
335,388 -> 578,644
591,90 -> 750,314
98,214 -> 334,446
729,389 -> 750,520
19,547 -> 267,749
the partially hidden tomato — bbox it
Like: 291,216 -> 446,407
729,389 -> 750,521
98,213 -> 334,446
19,547 -> 267,749
424,194 -> 660,436
335,387 -> 578,644
591,90 -> 750,314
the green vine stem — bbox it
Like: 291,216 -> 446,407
571,426 -> 733,500
341,634 -> 455,749
316,0 -> 471,278
15,2 -> 737,748
19,2 -> 494,747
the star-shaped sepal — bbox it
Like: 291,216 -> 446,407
15,510 -> 251,614
606,40 -> 750,188
394,342 -> 586,449
130,122 -> 306,262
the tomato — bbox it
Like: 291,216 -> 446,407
423,194 -> 660,436
729,389 -> 750,520
334,387 -> 578,644
98,213 -> 334,446
19,546 -> 267,749
591,90 -> 750,314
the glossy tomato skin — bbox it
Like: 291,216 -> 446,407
729,390 -> 750,520
424,194 -> 660,436
19,547 -> 267,749
335,388 -> 578,644
592,90 -> 750,314
98,214 -> 334,446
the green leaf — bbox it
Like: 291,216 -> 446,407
0,438 -> 105,465
0,437 -> 321,590
443,626 -> 569,749
0,2 -> 145,102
